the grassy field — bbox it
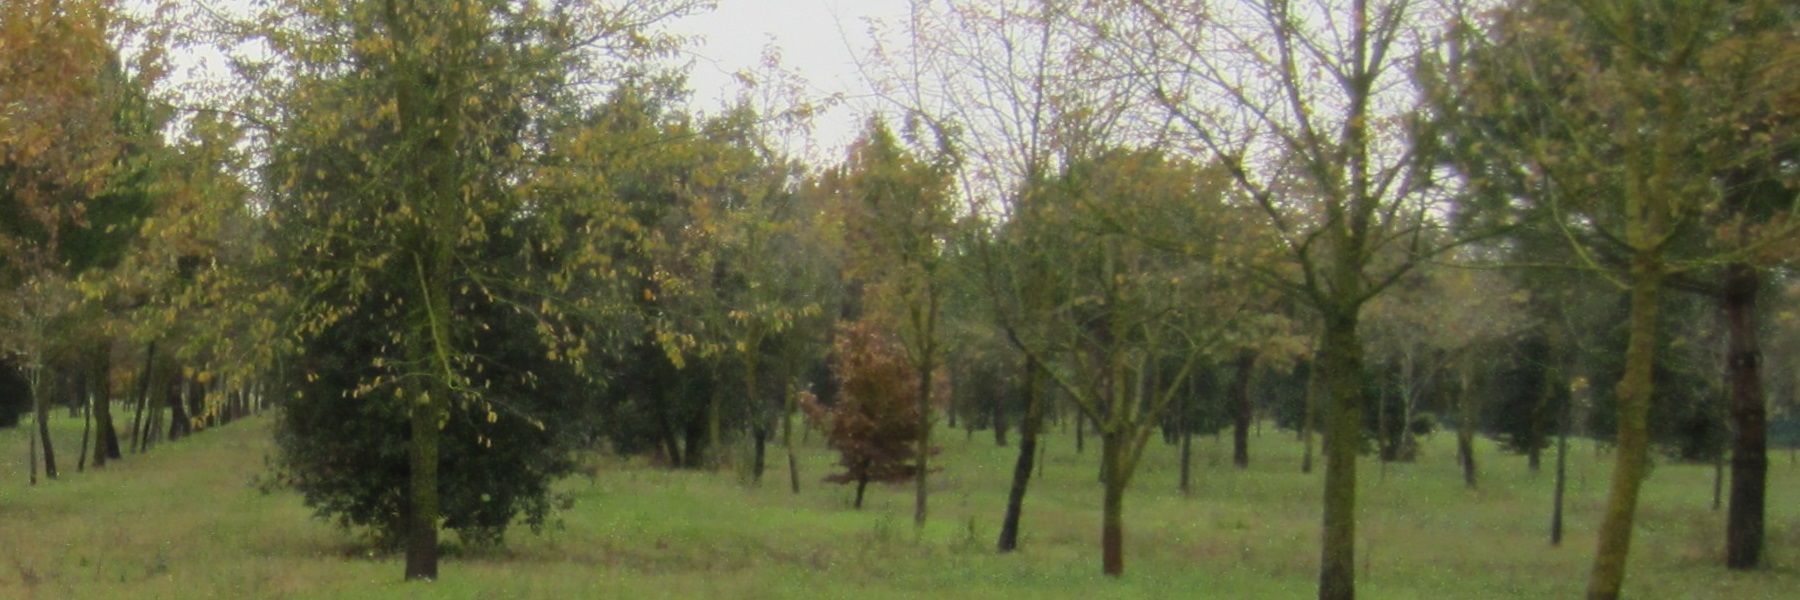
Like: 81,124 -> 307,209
1,411 -> 1797,599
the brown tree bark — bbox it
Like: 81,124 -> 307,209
1100,430 -> 1126,577
1552,383 -> 1572,546
992,392 -> 1009,447
997,357 -> 1042,552
1179,380 -> 1194,494
853,472 -> 869,509
784,382 -> 801,494
92,343 -> 119,464
36,373 -> 57,480
1231,349 -> 1255,469
77,389 -> 91,473
1457,355 -> 1477,488
129,342 -> 155,454
1723,262 -> 1766,569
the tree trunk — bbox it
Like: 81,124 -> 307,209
78,391 -> 92,473
783,382 -> 800,494
405,390 -> 443,581
992,393 -> 1009,447
1232,349 -> 1255,469
29,400 -> 38,485
36,374 -> 57,480
93,343 -> 119,464
1723,262 -> 1766,569
854,473 -> 869,509
1458,356 -> 1477,489
1180,380 -> 1194,494
745,348 -> 763,484
1529,356 -> 1553,472
708,372 -> 723,469
1553,374 -> 1575,546
682,417 -> 707,469
166,378 -> 190,442
752,427 -> 768,484
1038,440 -> 1046,480
1075,406 -> 1086,453
915,360 -> 932,530
997,357 -> 1041,552
1100,430 -> 1126,577
1319,309 -> 1365,600
1586,252 -> 1663,600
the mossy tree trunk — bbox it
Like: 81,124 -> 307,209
1318,307 -> 1366,600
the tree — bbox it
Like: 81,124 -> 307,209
1004,147 -> 1255,576
866,0 -> 1131,553
1097,2 -> 1469,596
1449,1 -> 1800,595
1,0 -> 165,482
214,0 -> 703,579
802,321 -> 930,509
829,118 -> 957,529
1381,260 -> 1529,484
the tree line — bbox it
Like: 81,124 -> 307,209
5,1 -> 1800,599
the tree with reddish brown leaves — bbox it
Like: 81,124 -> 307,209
802,321 -> 935,509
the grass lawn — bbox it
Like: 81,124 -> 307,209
1,410 -> 1797,599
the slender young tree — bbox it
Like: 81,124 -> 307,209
1096,2 -> 1472,597
830,118 -> 958,530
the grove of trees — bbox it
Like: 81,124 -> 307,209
5,1 -> 1800,599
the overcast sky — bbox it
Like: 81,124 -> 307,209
154,1 -> 913,159
678,0 -> 912,156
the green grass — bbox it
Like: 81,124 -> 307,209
2,411 -> 1798,599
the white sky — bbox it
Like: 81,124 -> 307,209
154,0 -> 912,160
678,0 -> 912,157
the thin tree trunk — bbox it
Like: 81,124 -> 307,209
997,357 -> 1042,552
166,378 -> 190,442
1723,262 -> 1766,569
745,348 -> 763,484
78,391 -> 92,473
1553,379 -> 1573,546
708,371 -> 723,469
784,382 -> 800,494
1232,349 -> 1255,469
1529,351 -> 1553,472
1038,440 -> 1046,480
1179,379 -> 1194,495
992,391 -> 1009,447
93,343 -> 119,464
29,402 -> 38,485
1459,354 -> 1478,489
854,473 -> 868,509
130,342 -> 155,454
28,364 -> 40,485
915,355 -> 933,529
1075,404 -> 1085,453
36,372 -> 57,480
752,427 -> 768,483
